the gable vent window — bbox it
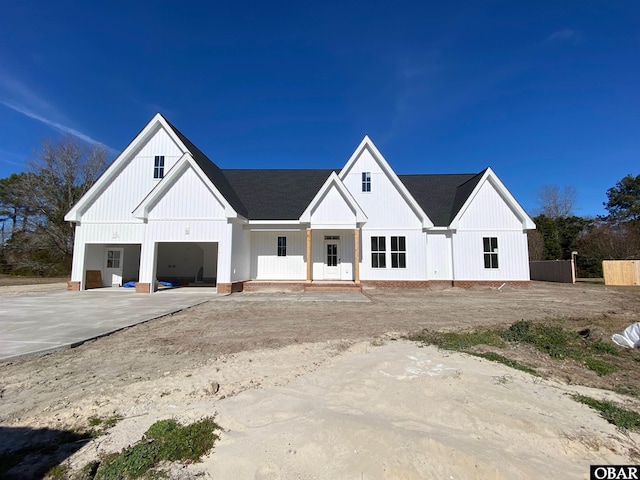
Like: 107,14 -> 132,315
154,155 -> 165,179
483,237 -> 499,269
362,172 -> 371,192
391,236 -> 406,268
277,236 -> 287,256
371,236 -> 386,268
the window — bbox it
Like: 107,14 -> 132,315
371,236 -> 386,268
326,244 -> 338,267
483,237 -> 499,269
106,249 -> 121,269
362,172 -> 371,192
391,236 -> 406,268
277,236 -> 287,256
154,155 -> 165,179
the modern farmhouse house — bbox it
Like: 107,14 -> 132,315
65,114 -> 535,293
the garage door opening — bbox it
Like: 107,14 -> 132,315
155,242 -> 218,287
84,244 -> 141,288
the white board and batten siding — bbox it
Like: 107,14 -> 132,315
452,231 -> 530,281
251,231 -> 306,280
359,228 -> 427,280
308,186 -> 357,228
230,222 -> 251,282
342,148 -> 422,230
426,232 -> 453,280
453,180 -> 531,281
456,180 -> 524,230
147,166 -> 226,220
82,126 -> 183,223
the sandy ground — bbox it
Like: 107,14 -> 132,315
1,282 -> 640,478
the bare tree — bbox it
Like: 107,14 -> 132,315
535,184 -> 578,218
5,136 -> 108,274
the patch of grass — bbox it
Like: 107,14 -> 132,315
88,414 -> 123,437
573,395 -> 640,431
408,329 -> 504,351
410,319 -> 625,380
584,358 -> 618,376
45,463 -> 70,480
591,340 -> 619,355
614,386 -> 640,398
499,320 -> 579,359
498,320 -> 619,375
94,417 -> 220,480
472,352 -> 538,376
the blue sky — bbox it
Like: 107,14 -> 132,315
0,1 -> 638,217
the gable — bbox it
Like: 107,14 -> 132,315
81,125 -> 185,223
340,144 -> 425,229
456,178 -> 526,230
147,164 -> 225,220
66,114 -> 247,224
299,172 -> 366,227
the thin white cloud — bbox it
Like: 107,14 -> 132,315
546,29 -> 583,44
0,74 -> 117,153
1,100 -> 107,146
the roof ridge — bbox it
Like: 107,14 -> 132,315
163,117 -> 249,218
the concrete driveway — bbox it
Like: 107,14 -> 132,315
0,287 -> 217,361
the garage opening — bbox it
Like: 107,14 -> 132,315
84,244 -> 141,288
155,242 -> 218,287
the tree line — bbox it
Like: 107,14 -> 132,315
529,180 -> 640,277
0,137 -> 108,275
0,136 -> 638,277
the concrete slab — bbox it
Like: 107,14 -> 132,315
0,287 -> 217,362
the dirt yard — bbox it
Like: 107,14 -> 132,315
1,282 -> 640,478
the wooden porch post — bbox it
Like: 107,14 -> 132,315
354,227 -> 360,285
306,228 -> 312,283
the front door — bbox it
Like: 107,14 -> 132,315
105,248 -> 124,287
324,243 -> 340,280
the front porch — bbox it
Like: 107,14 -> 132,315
306,228 -> 361,285
242,279 -> 362,293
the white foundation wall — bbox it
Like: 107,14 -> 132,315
452,230 -> 530,281
426,232 -> 453,280
359,228 -> 427,280
341,148 -> 422,229
81,126 -> 184,223
250,231 -> 306,280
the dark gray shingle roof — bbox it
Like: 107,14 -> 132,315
223,169 -> 483,226
399,172 -> 484,225
165,119 -> 249,218
223,169 -> 335,220
162,117 -> 485,226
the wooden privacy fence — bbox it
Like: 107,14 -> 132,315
529,260 -> 575,283
603,260 -> 640,286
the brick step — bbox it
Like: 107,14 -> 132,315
304,283 -> 362,293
